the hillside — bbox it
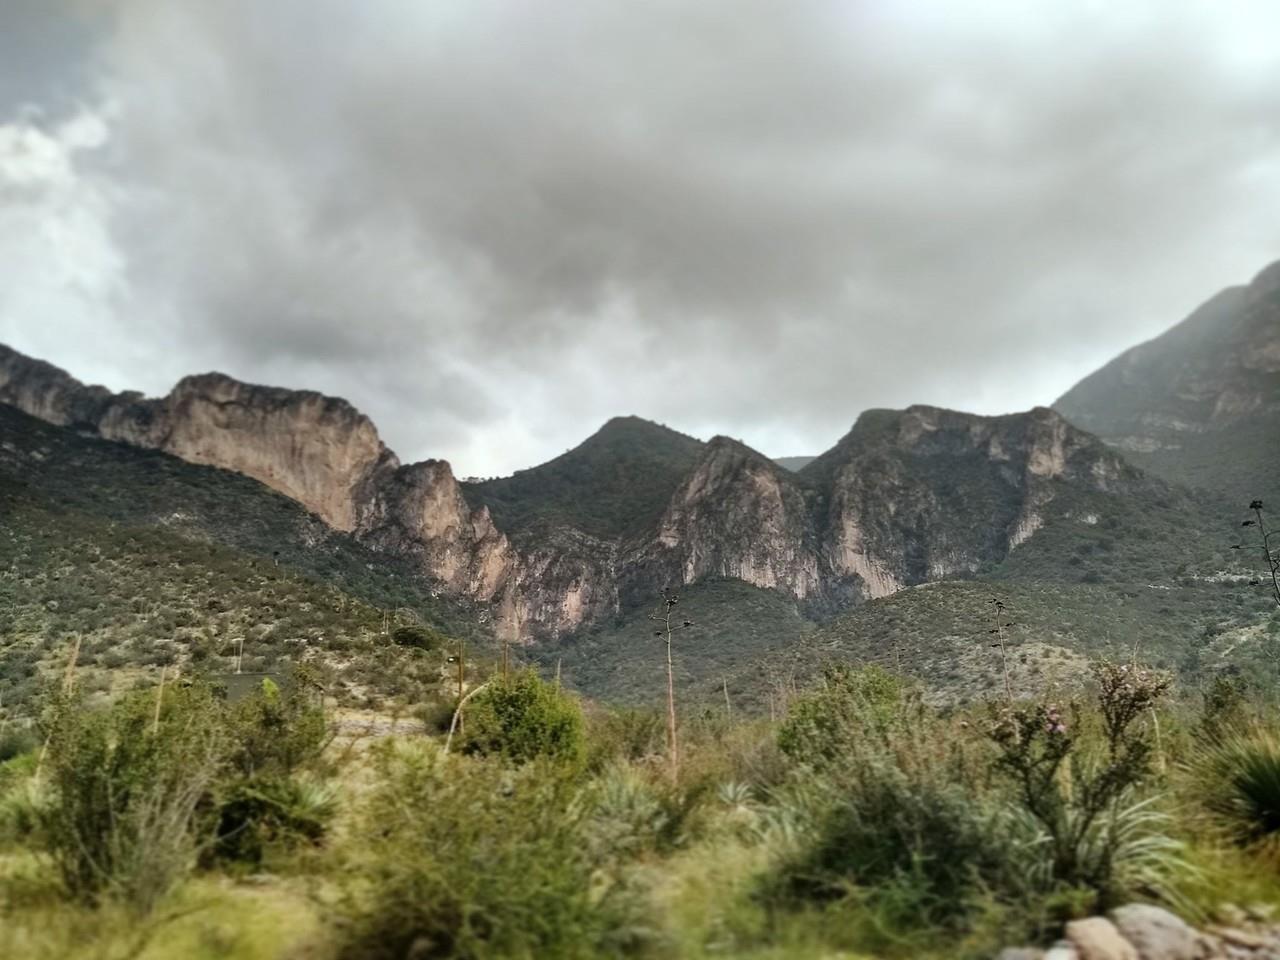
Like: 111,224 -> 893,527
1055,260 -> 1280,508
0,404 -> 492,717
460,416 -> 705,544
535,578 -> 817,712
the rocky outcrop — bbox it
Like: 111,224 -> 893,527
0,347 -> 393,532
0,343 -> 1148,642
997,902 -> 1280,960
804,405 -> 1137,604
651,436 -> 820,598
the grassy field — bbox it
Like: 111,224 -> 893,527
6,662 -> 1280,959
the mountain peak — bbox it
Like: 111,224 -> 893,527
1053,258 -> 1280,504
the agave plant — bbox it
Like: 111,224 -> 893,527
1193,728 -> 1280,858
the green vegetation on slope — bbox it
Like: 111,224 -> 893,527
8,654 -> 1280,959
784,578 -> 1280,704
0,405 -> 490,716
460,416 -> 704,543
538,578 -> 817,714
1054,271 -> 1280,509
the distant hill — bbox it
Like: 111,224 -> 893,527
1055,260 -> 1280,509
460,416 -> 705,544
772,455 -> 815,472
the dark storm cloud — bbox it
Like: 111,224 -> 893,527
2,0 -> 1279,474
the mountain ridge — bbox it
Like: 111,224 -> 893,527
1054,259 -> 1280,506
2,342 -> 1157,644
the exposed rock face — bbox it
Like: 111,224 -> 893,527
0,347 -> 393,532
800,405 -> 1136,608
0,343 -> 1143,641
651,437 -> 820,598
1055,260 -> 1280,504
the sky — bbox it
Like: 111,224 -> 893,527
2,1 -> 1279,477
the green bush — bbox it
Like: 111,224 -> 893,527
334,743 -> 641,960
586,707 -> 666,768
206,775 -> 336,867
390,624 -> 446,651
459,669 -> 586,768
987,662 -> 1183,911
226,671 -> 331,779
202,670 -> 334,866
776,664 -> 906,767
1191,727 -> 1280,857
766,685 -> 1016,930
0,726 -> 38,763
39,682 -> 230,912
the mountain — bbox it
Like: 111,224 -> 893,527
1054,260 -> 1280,508
461,417 -> 705,544
773,455 -> 815,472
4,289 -> 1270,714
0,402 -> 490,715
3,345 -> 1175,645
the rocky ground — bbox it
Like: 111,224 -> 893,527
999,903 -> 1280,960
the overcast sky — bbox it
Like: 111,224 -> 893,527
2,1 -> 1278,476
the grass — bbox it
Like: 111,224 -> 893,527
4,662 -> 1280,960
0,865 -> 325,960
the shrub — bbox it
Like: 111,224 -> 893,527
1199,673 -> 1252,740
206,775 -> 336,867
987,661 -> 1182,910
765,689 -> 1016,930
0,726 -> 38,763
227,671 -> 331,778
0,753 -> 47,846
1190,727 -> 1280,858
458,669 -> 586,768
39,682 -> 230,912
586,707 -> 666,768
390,624 -> 445,651
776,664 -> 906,767
203,670 -> 334,866
333,743 -> 640,960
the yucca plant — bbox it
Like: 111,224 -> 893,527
205,774 -> 337,867
1191,728 -> 1280,858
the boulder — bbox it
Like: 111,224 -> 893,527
1109,904 -> 1199,960
1066,917 -> 1139,960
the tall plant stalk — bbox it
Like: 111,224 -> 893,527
989,599 -> 1013,701
1244,500 -> 1280,609
649,594 -> 693,784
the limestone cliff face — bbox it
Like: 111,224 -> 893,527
0,348 -> 394,533
801,405 -> 1134,605
0,343 -> 1145,642
650,437 -> 820,598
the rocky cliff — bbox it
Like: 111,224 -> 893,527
0,343 -> 1149,641
1055,260 -> 1280,504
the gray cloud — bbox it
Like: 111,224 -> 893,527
2,0 -> 1279,474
